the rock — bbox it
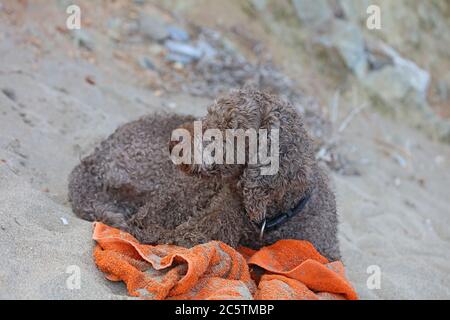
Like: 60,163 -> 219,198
138,14 -> 169,42
196,40 -> 217,59
71,29 -> 95,51
292,0 -> 334,28
362,41 -> 430,105
2,88 -> 16,101
123,20 -> 140,36
338,0 -> 371,23
138,56 -> 155,70
435,74 -> 450,103
165,52 -> 194,65
165,40 -> 203,60
316,19 -> 368,78
360,41 -> 450,143
166,25 -> 190,42
148,43 -> 164,55
251,0 -> 268,11
106,18 -> 122,41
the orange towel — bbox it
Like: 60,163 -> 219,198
92,222 -> 358,300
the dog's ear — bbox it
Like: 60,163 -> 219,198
239,102 -> 314,223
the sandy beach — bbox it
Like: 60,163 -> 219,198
0,1 -> 449,299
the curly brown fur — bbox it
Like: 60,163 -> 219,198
68,89 -> 340,260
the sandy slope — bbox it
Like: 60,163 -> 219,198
0,2 -> 449,299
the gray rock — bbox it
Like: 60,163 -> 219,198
2,88 -> 16,102
106,18 -> 122,41
338,0 -> 370,23
251,0 -> 268,11
123,20 -> 140,36
362,42 -> 430,105
166,25 -> 190,42
197,40 -> 217,59
292,0 -> 334,28
139,14 -> 169,42
436,79 -> 449,102
165,40 -> 203,60
165,53 -> 194,65
138,56 -> 155,70
358,41 -> 450,142
71,29 -> 95,51
317,19 -> 368,78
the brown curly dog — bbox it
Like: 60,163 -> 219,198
68,89 -> 340,260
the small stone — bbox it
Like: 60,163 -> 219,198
85,76 -> 96,85
437,79 -> 449,102
251,0 -> 268,11
148,43 -> 164,56
123,20 -> 139,36
172,62 -> 184,70
317,19 -> 368,78
197,40 -> 217,59
2,88 -> 16,101
434,155 -> 444,165
165,40 -> 203,60
138,56 -> 155,70
60,217 -> 69,225
167,102 -> 177,109
392,153 -> 407,168
72,29 -> 95,51
166,52 -> 194,65
139,14 -> 169,42
106,18 -> 122,41
292,0 -> 333,28
166,25 -> 190,42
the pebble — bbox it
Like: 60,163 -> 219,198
2,88 -> 16,101
85,76 -> 96,85
434,155 -> 444,165
166,52 -> 194,65
72,29 -> 95,51
197,40 -> 217,59
138,56 -> 155,70
106,18 -> 122,41
139,14 -> 169,42
166,25 -> 190,42
165,40 -> 203,60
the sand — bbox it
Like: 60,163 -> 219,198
0,2 -> 449,299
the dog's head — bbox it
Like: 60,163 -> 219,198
169,89 -> 314,223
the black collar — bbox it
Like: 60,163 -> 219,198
258,191 -> 312,232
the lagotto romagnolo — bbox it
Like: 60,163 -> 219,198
68,89 -> 340,260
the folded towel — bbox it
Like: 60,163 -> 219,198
93,222 -> 358,300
